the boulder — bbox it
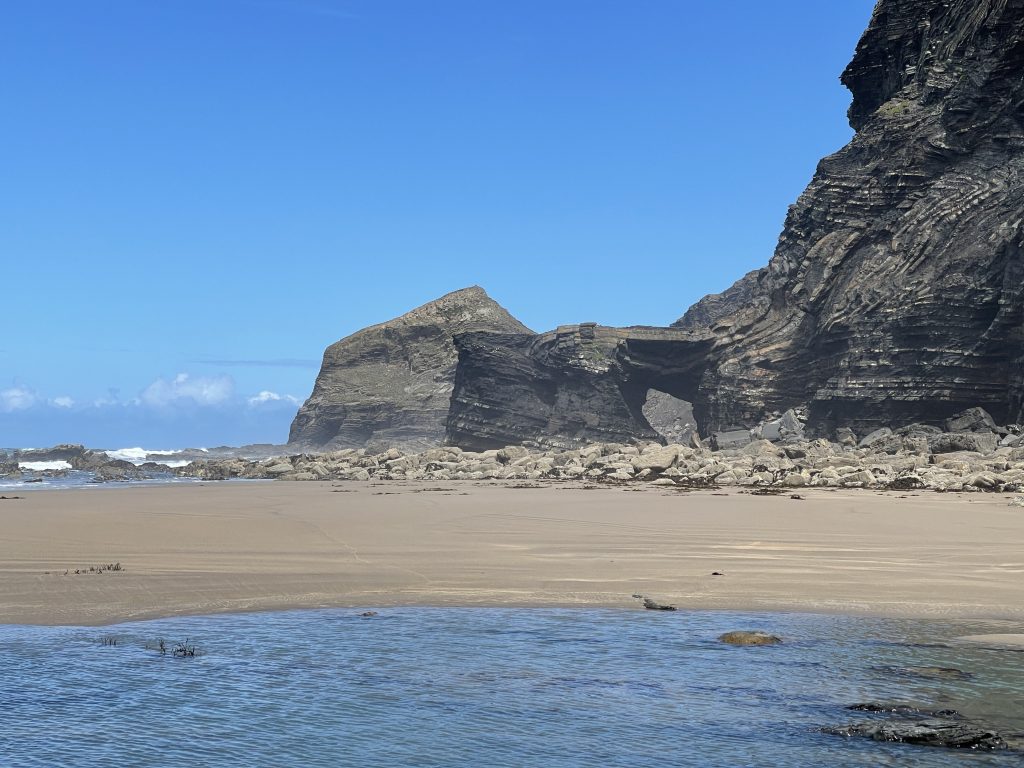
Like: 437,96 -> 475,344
834,428 -> 857,448
641,389 -> 696,444
265,463 -> 295,476
928,433 -> 998,455
92,463 -> 144,482
711,430 -> 751,451
641,598 -> 677,611
631,445 -> 681,472
944,407 -> 998,434
895,423 -> 942,437
278,471 -> 317,481
497,445 -> 530,464
859,428 -> 893,449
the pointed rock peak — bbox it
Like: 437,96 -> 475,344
397,286 -> 533,334
447,285 -> 488,299
290,284 -> 533,449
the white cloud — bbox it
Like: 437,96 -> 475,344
247,390 -> 300,407
0,386 -> 38,412
140,373 -> 235,407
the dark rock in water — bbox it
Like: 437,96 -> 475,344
444,1 -> 1024,449
718,631 -> 782,646
849,703 -> 960,718
289,287 -> 531,452
92,461 -> 146,483
825,719 -> 1007,751
641,598 -> 677,612
14,444 -> 110,471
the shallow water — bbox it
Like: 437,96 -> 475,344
1,609 -> 1021,766
0,470 -> 253,492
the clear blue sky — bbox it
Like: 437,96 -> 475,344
1,0 -> 876,448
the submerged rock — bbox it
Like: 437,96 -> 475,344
825,719 -> 1007,751
897,666 -> 972,681
718,631 -> 782,646
849,703 -> 960,718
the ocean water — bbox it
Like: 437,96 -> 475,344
1,609 -> 1021,766
0,470 -> 204,492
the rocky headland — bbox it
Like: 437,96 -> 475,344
291,0 -> 1024,454
288,286 -> 531,452
19,2 -> 1020,494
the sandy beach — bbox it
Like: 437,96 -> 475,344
1,481 -> 1023,626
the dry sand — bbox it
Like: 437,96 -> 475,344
1,481 -> 1023,626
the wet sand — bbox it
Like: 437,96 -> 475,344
1,481 -> 1023,626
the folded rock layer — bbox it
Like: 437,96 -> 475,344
446,0 -> 1024,447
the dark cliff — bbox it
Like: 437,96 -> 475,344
446,0 -> 1024,447
289,287 -> 531,451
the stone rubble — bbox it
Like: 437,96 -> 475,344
171,407 -> 1024,494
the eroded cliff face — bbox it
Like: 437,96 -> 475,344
446,324 -> 716,450
446,0 -> 1024,446
289,287 -> 531,451
690,0 -> 1024,435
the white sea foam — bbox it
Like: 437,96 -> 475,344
105,447 -> 182,464
19,461 -> 72,471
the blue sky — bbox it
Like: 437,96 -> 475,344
1,0 -> 876,448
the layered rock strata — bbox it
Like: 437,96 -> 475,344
288,287 -> 531,451
445,0 -> 1024,447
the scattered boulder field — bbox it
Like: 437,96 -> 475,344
6,407 -> 1024,494
176,406 -> 1024,493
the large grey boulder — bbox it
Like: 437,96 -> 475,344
631,444 -> 681,472
944,407 -> 999,434
928,433 -> 998,455
641,390 -> 696,445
